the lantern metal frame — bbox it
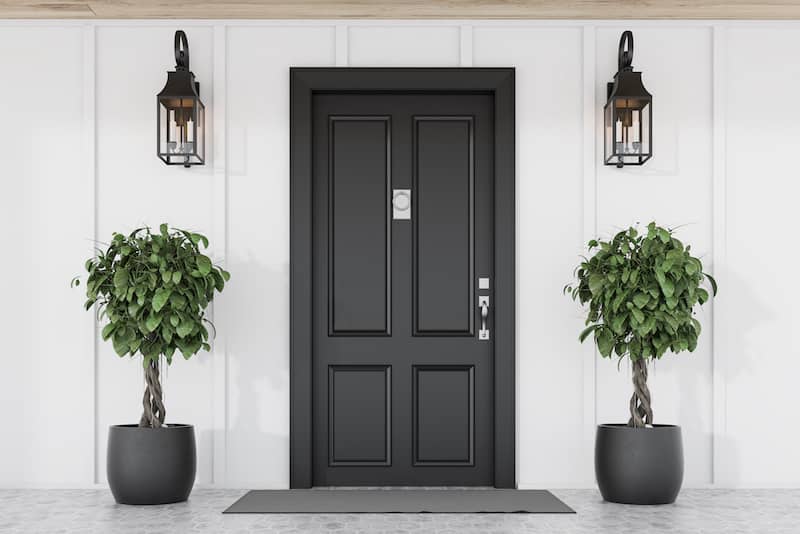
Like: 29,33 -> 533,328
156,30 -> 205,167
604,31 -> 653,168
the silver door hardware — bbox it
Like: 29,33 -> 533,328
478,296 -> 490,341
478,277 -> 490,290
392,189 -> 411,220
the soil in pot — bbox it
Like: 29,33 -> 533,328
107,424 -> 196,505
595,423 -> 683,505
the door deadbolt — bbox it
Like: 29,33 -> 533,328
393,189 -> 411,220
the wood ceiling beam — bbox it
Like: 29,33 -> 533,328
2,1 -> 800,20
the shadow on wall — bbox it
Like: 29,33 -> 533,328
709,268 -> 769,486
224,253 -> 291,487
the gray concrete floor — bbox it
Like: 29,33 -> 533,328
0,488 -> 797,533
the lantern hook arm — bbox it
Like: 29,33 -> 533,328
174,30 -> 190,71
618,30 -> 633,72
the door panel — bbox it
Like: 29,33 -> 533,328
414,117 -> 474,335
328,117 -> 391,335
328,365 -> 391,465
413,365 -> 474,465
312,93 -> 494,486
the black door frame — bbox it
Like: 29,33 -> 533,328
290,68 -> 515,488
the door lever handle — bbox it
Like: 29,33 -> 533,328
478,296 -> 490,341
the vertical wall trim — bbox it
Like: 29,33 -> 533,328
335,25 -> 348,66
83,22 -> 98,485
211,23 -> 229,487
581,24 -> 598,484
460,25 -> 473,67
711,23 -> 728,487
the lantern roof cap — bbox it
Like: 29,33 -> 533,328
606,70 -> 651,102
157,69 -> 201,100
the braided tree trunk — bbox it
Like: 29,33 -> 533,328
139,359 -> 166,428
628,358 -> 653,428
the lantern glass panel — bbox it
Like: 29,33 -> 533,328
605,97 -> 652,167
157,96 -> 204,166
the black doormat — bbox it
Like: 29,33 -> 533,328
223,489 -> 574,514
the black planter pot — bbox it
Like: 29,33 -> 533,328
107,424 -> 196,505
595,424 -> 683,505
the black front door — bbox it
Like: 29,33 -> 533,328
311,93 -> 495,486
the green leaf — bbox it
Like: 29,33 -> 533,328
176,320 -> 194,339
101,322 -> 116,341
691,318 -> 702,335
704,273 -> 718,296
112,335 -> 128,357
152,288 -> 172,313
145,313 -> 163,332
169,293 -> 187,309
196,255 -> 212,276
212,271 -> 225,291
657,228 -> 671,243
611,314 -> 627,335
659,277 -> 675,298
191,233 -> 209,248
579,325 -> 600,343
697,288 -> 709,304
632,292 -> 649,309
172,271 -> 182,284
596,330 -> 614,357
588,274 -> 605,296
113,268 -> 129,289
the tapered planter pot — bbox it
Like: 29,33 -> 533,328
107,424 -> 196,505
595,424 -> 683,505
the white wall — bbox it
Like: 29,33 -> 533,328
1,20 -> 798,489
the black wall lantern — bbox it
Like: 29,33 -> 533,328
604,31 -> 652,168
157,30 -> 205,167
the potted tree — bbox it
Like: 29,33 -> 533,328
565,222 -> 716,504
73,224 -> 229,505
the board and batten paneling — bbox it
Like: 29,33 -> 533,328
224,25 -> 336,488
0,26 -> 94,488
724,27 -> 800,487
594,27 -> 715,486
472,26 -> 588,487
348,25 -> 461,66
1,20 -> 799,490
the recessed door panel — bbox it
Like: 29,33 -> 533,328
413,117 -> 474,336
413,365 -> 475,465
328,365 -> 391,465
329,117 -> 391,335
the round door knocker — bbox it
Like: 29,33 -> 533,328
393,191 -> 410,211
392,189 -> 411,220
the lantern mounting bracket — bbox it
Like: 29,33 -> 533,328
618,30 -> 633,73
174,30 -> 190,71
